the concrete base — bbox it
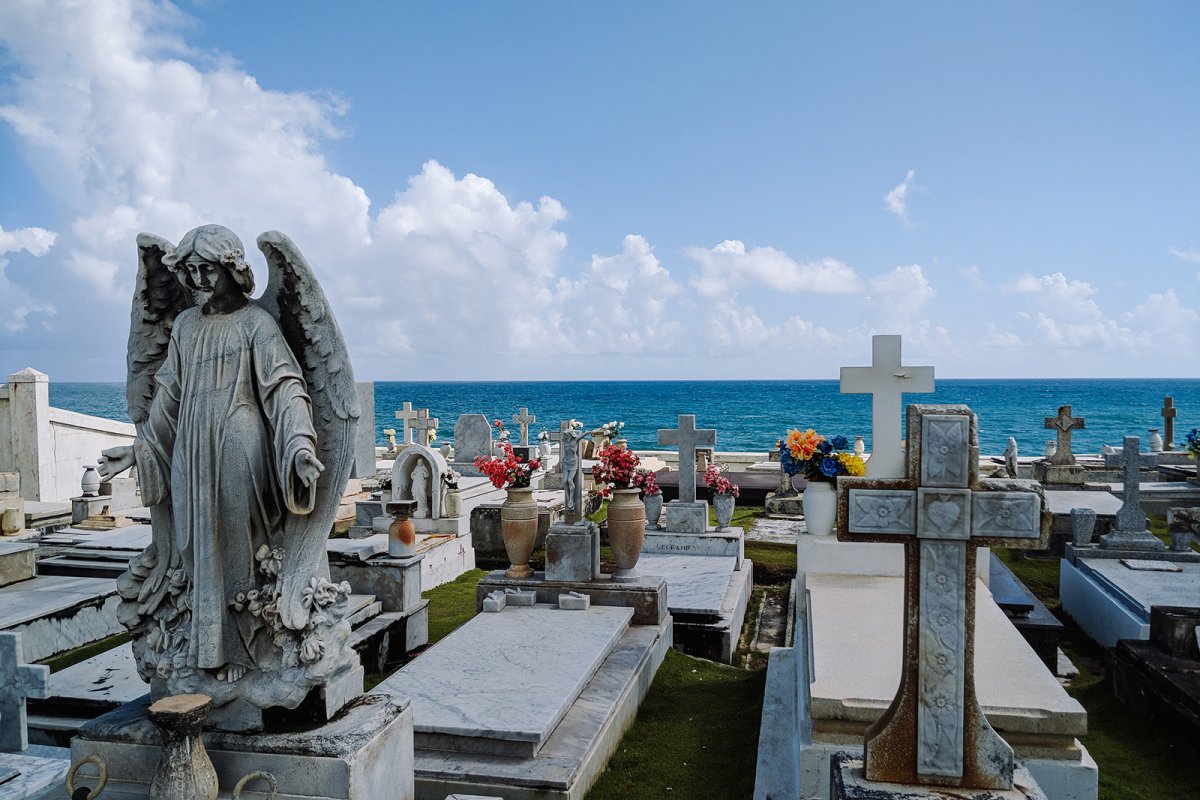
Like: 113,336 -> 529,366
765,492 -> 803,516
1035,462 -> 1086,486
330,551 -> 424,613
545,521 -> 601,582
1061,559 -> 1148,650
1098,529 -> 1166,551
1060,555 -> 1200,647
830,752 -> 1048,800
662,500 -> 708,533
71,693 -> 414,800
642,528 -> 744,567
640,554 -> 754,663
475,571 -> 667,625
0,541 -> 36,587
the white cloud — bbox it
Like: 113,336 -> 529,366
884,170 -> 917,226
0,225 -> 58,332
686,240 -> 863,298
1169,246 -> 1200,264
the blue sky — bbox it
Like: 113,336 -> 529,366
1,1 -> 1197,381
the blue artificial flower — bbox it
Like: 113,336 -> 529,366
830,435 -> 848,451
819,457 -> 839,477
780,449 -> 801,476
817,440 -> 833,455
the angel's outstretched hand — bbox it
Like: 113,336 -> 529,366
98,446 -> 135,481
295,448 -> 325,487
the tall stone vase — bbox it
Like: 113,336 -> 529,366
607,487 -> 645,582
643,492 -> 663,530
802,481 -> 836,536
501,486 -> 538,579
713,493 -> 735,531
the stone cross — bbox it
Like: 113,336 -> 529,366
1043,404 -> 1085,466
550,421 -> 586,524
836,405 -> 1046,790
1162,396 -> 1176,451
395,402 -> 420,444
0,631 -> 50,752
513,407 -> 537,447
840,335 -> 935,478
658,414 -> 717,503
1100,436 -> 1163,551
411,409 -> 439,445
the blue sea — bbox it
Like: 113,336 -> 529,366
51,379 -> 1200,457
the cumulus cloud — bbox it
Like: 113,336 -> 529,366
1169,246 -> 1200,264
686,240 -> 863,298
0,225 -> 58,332
885,170 -> 917,226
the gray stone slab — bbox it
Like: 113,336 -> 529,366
1077,557 -> 1200,617
327,535 -> 390,561
378,604 -> 633,757
746,518 -> 802,544
0,575 -> 118,629
638,553 -> 736,616
1042,490 -> 1122,517
0,748 -> 69,799
46,644 -> 146,709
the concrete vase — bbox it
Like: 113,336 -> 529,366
802,481 -> 836,536
501,487 -> 537,579
607,487 -> 645,582
713,493 -> 735,531
643,492 -> 663,530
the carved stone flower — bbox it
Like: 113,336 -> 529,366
299,634 -> 325,664
255,544 -> 284,577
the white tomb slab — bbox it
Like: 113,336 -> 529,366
379,604 -> 633,757
46,644 -> 146,708
1061,557 -> 1200,647
638,553 -> 736,615
0,575 -> 123,661
1041,491 -> 1121,517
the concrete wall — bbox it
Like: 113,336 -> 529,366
47,407 -> 136,502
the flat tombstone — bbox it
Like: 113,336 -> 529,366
550,421 -> 586,524
0,631 -> 50,751
1161,396 -> 1176,451
1043,405 -> 1085,466
453,414 -> 493,465
840,335 -> 935,478
513,407 -> 537,447
836,404 -> 1047,791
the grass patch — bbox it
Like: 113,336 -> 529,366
40,632 -> 131,673
744,540 -> 796,584
586,649 -> 765,800
707,503 -> 763,533
421,567 -> 486,645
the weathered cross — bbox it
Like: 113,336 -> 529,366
409,408 -> 439,446
550,421 -> 586,523
0,631 -> 50,752
1043,404 -> 1085,466
513,407 -> 537,446
836,405 -> 1046,790
658,414 -> 717,503
395,402 -> 420,444
840,335 -> 935,478
1101,436 -> 1162,549
1161,396 -> 1177,451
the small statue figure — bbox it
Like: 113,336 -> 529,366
411,461 -> 431,518
97,225 -> 361,729
1004,436 -> 1019,478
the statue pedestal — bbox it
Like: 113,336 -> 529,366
1034,461 -> 1086,485
830,752 -> 1048,799
72,693 -> 413,800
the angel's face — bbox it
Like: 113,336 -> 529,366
182,257 -> 238,300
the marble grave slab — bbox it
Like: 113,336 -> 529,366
637,553 -> 736,616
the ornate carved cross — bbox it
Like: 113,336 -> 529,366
1161,396 -> 1176,451
840,335 -> 935,478
394,401 -> 420,444
0,631 -> 50,751
658,414 -> 716,503
410,408 -> 439,445
550,420 -> 586,523
1043,404 -> 1085,466
513,407 -> 537,446
836,405 -> 1047,790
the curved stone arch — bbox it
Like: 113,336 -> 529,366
391,443 -> 449,519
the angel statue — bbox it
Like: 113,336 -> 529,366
98,224 -> 361,731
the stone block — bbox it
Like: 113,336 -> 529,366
663,499 -> 708,533
505,588 -> 537,606
545,520 -> 600,582
330,552 -> 424,613
0,472 -> 19,496
482,590 -> 506,612
558,592 -> 590,610
1035,462 -> 1087,485
476,571 -> 668,626
0,541 -> 36,587
830,752 -> 1048,799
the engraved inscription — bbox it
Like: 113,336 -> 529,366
848,489 -> 916,535
917,488 -> 971,540
972,493 -> 1041,539
917,539 -> 967,778
921,415 -> 968,489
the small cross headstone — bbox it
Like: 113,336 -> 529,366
1043,405 -> 1085,466
395,402 -> 420,445
550,421 -> 587,524
0,631 -> 50,752
840,335 -> 935,478
837,404 -> 1046,790
657,414 -> 717,504
513,407 -> 537,447
411,408 -> 439,445
1161,396 -> 1177,451
1101,436 -> 1164,551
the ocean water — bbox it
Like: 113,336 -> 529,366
51,379 -> 1200,456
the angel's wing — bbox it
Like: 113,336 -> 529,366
256,230 -> 360,629
126,234 -> 194,424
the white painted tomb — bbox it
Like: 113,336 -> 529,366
1060,557 -> 1200,647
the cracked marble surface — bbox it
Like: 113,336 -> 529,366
637,553 -> 736,616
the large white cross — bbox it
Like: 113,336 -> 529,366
837,405 -> 1045,790
0,631 -> 50,752
513,407 -> 537,446
658,414 -> 716,503
394,402 -> 420,444
840,335 -> 935,478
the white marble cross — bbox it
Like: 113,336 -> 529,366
1043,404 -> 1085,466
840,335 -> 935,478
513,407 -> 537,446
838,405 -> 1045,790
1161,396 -> 1176,451
1103,436 -> 1160,541
551,421 -> 586,523
395,402 -> 420,444
0,631 -> 50,752
658,414 -> 717,504
411,409 -> 439,445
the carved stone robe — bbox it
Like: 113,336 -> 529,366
134,303 -> 317,670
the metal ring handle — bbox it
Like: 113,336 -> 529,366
65,755 -> 108,799
233,770 -> 279,800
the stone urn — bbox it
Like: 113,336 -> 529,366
1044,440 -> 1057,458
802,481 -> 836,536
500,486 -> 538,579
713,493 -> 736,531
606,487 -> 645,582
1149,429 -> 1164,453
443,487 -> 462,518
81,465 -> 101,497
643,492 -> 663,530
853,436 -> 865,457
147,694 -> 219,800
386,499 -> 418,557
538,440 -> 552,460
